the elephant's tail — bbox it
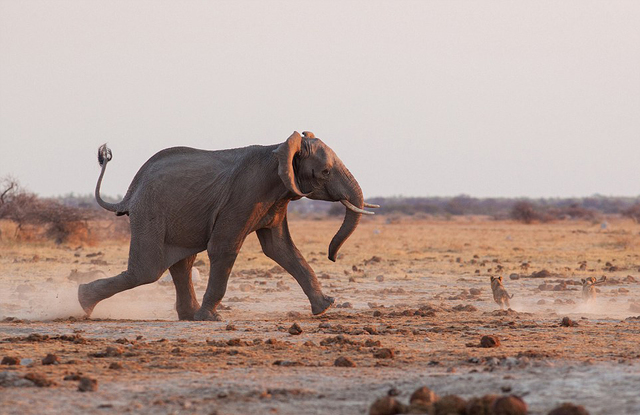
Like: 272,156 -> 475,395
95,144 -> 127,215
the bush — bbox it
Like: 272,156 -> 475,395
623,204 -> 640,223
510,201 -> 539,224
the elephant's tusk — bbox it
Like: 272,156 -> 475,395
341,200 -> 375,215
363,203 -> 380,208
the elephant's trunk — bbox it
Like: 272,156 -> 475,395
328,170 -> 365,262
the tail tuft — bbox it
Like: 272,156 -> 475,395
98,144 -> 113,167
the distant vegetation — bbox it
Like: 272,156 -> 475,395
1,174 -> 640,244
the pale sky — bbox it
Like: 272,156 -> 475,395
1,0 -> 639,199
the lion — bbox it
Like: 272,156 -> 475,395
490,276 -> 514,309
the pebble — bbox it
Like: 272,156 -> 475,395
434,395 -> 467,415
78,377 -> 98,392
288,323 -> 303,335
42,354 -> 60,365
369,396 -> 406,415
373,348 -> 395,359
466,394 -> 498,415
334,356 -> 356,367
1,356 -> 20,365
547,403 -> 590,415
480,335 -> 501,348
493,395 -> 527,415
410,386 -> 439,405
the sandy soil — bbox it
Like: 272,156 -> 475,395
1,216 -> 640,414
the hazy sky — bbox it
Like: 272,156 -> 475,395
1,1 -> 639,199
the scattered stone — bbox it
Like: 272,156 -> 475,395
560,317 -> 578,327
547,403 -> 590,415
452,304 -> 478,312
24,372 -> 56,387
78,376 -> 98,392
288,323 -> 303,335
376,275 -> 385,282
90,346 -> 124,358
0,371 -> 34,387
1,356 -> 20,365
334,356 -> 356,367
509,273 -> 520,280
226,323 -> 236,331
480,335 -> 501,348
369,396 -> 406,415
387,388 -> 400,397
42,354 -> 60,365
469,288 -> 482,296
466,394 -> 498,415
336,302 -> 353,309
373,348 -> 395,359
493,395 -> 527,415
537,299 -> 546,305
109,362 -> 123,370
434,395 -> 467,415
410,386 -> 439,405
530,269 -> 552,278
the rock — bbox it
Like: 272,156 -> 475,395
537,299 -> 546,305
469,288 -> 482,296
547,403 -> 590,415
509,273 -> 520,280
0,371 -> 34,387
24,372 -> 56,387
373,348 -> 395,359
480,335 -> 500,348
466,394 -> 498,415
78,377 -> 98,392
1,356 -> 20,365
452,304 -> 478,312
387,388 -> 400,397
42,354 -> 60,365
410,386 -> 439,405
288,323 -> 303,335
334,356 -> 356,367
560,317 -> 578,327
407,400 -> 434,414
434,395 -> 467,415
109,362 -> 123,370
376,275 -> 385,282
20,358 -> 34,366
369,396 -> 406,415
226,324 -> 236,331
492,395 -> 527,415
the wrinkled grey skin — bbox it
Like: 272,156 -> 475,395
78,131 -> 375,321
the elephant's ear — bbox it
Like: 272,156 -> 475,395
275,131 -> 307,197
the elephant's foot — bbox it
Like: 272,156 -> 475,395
176,302 -> 201,321
193,308 -> 223,321
78,283 -> 98,317
311,295 -> 335,316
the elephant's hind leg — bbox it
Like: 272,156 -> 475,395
169,255 -> 200,320
78,257 -> 166,317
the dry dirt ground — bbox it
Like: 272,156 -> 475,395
1,216 -> 640,414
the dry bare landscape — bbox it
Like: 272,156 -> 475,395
1,216 -> 640,414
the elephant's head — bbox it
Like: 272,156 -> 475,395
275,131 -> 378,262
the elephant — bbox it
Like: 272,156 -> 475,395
78,131 -> 378,321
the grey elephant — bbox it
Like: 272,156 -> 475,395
78,131 -> 378,320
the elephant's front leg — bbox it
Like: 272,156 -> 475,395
193,251 -> 239,321
257,220 -> 334,315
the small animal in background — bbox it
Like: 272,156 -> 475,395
581,276 -> 607,302
490,276 -> 514,309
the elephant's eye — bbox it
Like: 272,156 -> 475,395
322,169 -> 330,177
